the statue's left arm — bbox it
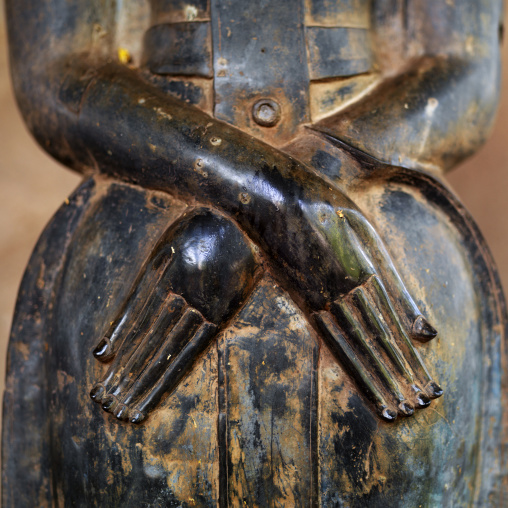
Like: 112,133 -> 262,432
312,0 -> 503,172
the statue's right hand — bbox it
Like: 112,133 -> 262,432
89,209 -> 259,423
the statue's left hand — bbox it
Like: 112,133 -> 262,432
293,199 -> 444,420
90,291 -> 217,424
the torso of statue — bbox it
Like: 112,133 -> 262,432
141,0 -> 374,145
3,0 -> 506,507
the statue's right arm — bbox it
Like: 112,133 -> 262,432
6,0 -> 440,326
5,0 -> 372,310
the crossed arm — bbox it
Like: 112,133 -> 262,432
315,0 -> 503,172
7,0 -> 501,299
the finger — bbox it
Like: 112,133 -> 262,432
331,214 -> 377,287
346,211 -> 437,341
354,278 -> 414,384
332,291 -> 415,417
93,247 -> 174,361
104,293 -> 188,400
90,292 -> 185,406
315,311 -> 399,422
114,306 -> 205,414
352,281 -> 427,414
365,275 -> 443,401
124,319 -> 217,423
412,315 -> 438,343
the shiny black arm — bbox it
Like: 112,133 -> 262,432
5,0 -> 390,309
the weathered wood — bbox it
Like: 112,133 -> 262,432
3,0 -> 506,505
219,276 -> 319,507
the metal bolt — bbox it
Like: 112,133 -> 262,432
252,99 -> 281,127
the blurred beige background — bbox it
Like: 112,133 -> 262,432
0,9 -> 508,424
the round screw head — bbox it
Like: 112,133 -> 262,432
252,98 -> 281,127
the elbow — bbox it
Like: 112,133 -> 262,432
313,53 -> 503,173
9,54 -> 94,174
429,54 -> 502,171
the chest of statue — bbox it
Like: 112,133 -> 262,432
142,0 -> 374,144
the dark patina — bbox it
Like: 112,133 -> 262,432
3,0 -> 506,506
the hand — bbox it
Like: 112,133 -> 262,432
90,209 -> 259,423
91,292 -> 216,423
89,183 -> 442,425
299,199 -> 443,420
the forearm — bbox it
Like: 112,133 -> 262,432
6,0 -> 401,311
10,37 -> 353,308
73,60 -> 358,308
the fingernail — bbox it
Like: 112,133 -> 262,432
426,381 -> 444,399
115,404 -> 129,421
90,384 -> 105,402
399,401 -> 415,416
380,407 -> 397,421
416,392 -> 431,408
129,409 -> 146,424
413,316 -> 438,342
93,337 -> 112,360
101,395 -> 118,412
